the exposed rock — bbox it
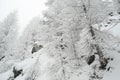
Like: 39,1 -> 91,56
13,67 -> 22,78
108,12 -> 113,16
99,58 -> 108,69
31,44 -> 43,54
87,55 -> 95,65
0,56 -> 5,61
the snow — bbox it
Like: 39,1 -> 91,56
0,70 -> 13,80
103,51 -> 120,80
1,23 -> 120,80
100,15 -> 120,38
109,23 -> 120,38
0,1 -> 120,80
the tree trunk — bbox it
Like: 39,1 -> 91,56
89,26 -> 108,69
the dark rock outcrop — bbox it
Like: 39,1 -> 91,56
0,56 -> 5,61
31,44 -> 43,54
13,67 -> 22,78
87,55 -> 95,65
99,58 -> 108,69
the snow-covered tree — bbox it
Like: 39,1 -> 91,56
0,11 -> 19,75
11,0 -> 115,80
40,0 -> 115,80
113,0 -> 120,14
0,11 -> 18,61
0,0 -> 119,80
17,17 -> 52,59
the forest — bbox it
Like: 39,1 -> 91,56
0,0 -> 120,80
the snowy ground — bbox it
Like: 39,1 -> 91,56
0,14 -> 120,80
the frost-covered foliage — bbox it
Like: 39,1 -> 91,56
0,0 -> 120,80
1,27 -> 120,80
0,11 -> 18,60
0,11 -> 19,75
113,0 -> 120,14
17,17 -> 53,59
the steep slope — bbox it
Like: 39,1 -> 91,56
0,27 -> 120,80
